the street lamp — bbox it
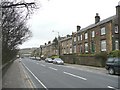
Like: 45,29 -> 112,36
52,30 -> 59,38
52,30 -> 60,56
40,45 -> 42,59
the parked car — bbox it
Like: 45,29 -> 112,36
30,57 -> 40,61
105,57 -> 120,75
53,58 -> 64,65
45,58 -> 53,63
19,57 -> 22,62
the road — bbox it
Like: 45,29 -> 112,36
21,57 -> 119,90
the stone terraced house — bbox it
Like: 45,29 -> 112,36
60,35 -> 72,55
40,3 -> 120,57
72,4 -> 120,54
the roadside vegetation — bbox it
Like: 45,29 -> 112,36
50,55 -> 59,59
2,0 -> 38,64
108,50 -> 120,57
31,49 -> 40,59
60,50 -> 120,67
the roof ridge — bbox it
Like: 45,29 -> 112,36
78,15 -> 116,33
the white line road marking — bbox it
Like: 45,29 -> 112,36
107,86 -> 115,89
49,67 -> 58,71
66,66 -> 75,68
40,64 -> 46,67
21,62 -> 36,88
63,71 -> 87,81
22,63 -> 48,90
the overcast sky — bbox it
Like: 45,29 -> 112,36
19,0 -> 120,49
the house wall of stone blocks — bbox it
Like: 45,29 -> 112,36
40,4 -> 120,61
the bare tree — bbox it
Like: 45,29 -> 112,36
1,0 -> 39,19
1,0 -> 38,63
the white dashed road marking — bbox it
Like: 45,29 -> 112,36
107,86 -> 116,89
40,64 -> 46,67
49,67 -> 58,71
63,71 -> 87,81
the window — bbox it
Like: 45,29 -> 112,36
115,40 -> 119,50
66,42 -> 68,47
91,41 -> 95,53
66,48 -> 69,54
80,44 -> 82,53
56,50 -> 58,55
114,58 -> 120,63
62,49 -> 64,54
115,26 -> 118,33
64,48 -> 66,54
74,45 -> 76,53
74,37 -> 76,42
70,40 -> 72,46
70,47 -> 72,53
85,33 -> 88,39
101,40 -> 106,51
114,58 -> 120,65
85,43 -> 88,53
92,31 -> 95,37
80,34 -> 82,40
107,58 -> 114,63
62,42 -> 63,46
101,27 -> 106,35
78,35 -> 80,41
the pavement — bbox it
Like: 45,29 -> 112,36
2,59 -> 34,89
64,63 -> 107,74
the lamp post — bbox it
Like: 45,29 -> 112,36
40,45 -> 42,60
52,30 -> 60,57
52,30 -> 59,38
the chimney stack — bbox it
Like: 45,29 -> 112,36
116,2 -> 120,20
95,13 -> 100,24
116,2 -> 120,50
77,25 -> 81,32
67,34 -> 70,37
48,41 -> 51,44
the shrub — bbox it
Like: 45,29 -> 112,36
95,51 -> 108,60
95,52 -> 108,67
108,50 -> 120,57
78,54 -> 95,57
50,55 -> 59,59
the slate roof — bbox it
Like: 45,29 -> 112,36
60,36 -> 72,42
78,15 -> 116,33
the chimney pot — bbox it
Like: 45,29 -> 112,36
77,25 -> 81,31
96,13 -> 98,16
118,1 -> 120,5
95,13 -> 100,24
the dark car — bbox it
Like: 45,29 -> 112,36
105,57 -> 120,75
53,58 -> 64,65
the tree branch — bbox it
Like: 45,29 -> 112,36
2,2 -> 35,8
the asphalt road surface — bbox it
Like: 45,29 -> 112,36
21,57 -> 119,90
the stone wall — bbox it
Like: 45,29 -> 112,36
60,54 -> 107,67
